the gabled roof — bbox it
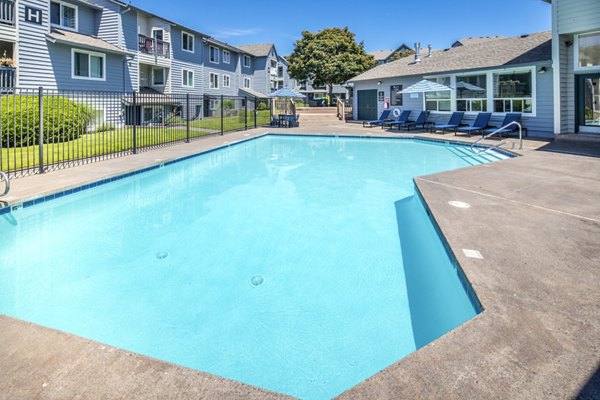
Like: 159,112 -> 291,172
46,29 -> 132,55
452,36 -> 506,47
236,44 -> 274,58
369,44 -> 412,61
240,87 -> 269,98
350,31 -> 551,83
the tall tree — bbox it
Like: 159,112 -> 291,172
288,27 -> 376,105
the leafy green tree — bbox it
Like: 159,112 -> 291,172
288,27 -> 375,105
388,49 -> 416,62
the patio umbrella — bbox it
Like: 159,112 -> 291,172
269,87 -> 306,115
455,81 -> 485,92
399,79 -> 453,94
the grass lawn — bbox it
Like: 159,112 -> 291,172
1,110 -> 271,172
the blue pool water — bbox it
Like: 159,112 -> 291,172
0,135 -> 504,399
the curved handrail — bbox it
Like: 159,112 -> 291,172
0,171 -> 10,197
470,121 -> 523,155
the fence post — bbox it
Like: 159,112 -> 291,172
132,91 -> 137,154
38,87 -> 44,174
186,93 -> 190,143
244,96 -> 248,130
255,97 -> 259,129
220,94 -> 224,135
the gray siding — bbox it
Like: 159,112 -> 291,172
560,37 -> 576,133
556,0 -> 600,35
94,0 -> 122,47
171,59 -> 202,95
251,57 -> 267,94
73,2 -> 97,36
121,8 -> 137,90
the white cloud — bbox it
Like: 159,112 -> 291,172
212,28 -> 261,38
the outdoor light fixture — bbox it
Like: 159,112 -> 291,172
377,80 -> 382,85
539,66 -> 547,74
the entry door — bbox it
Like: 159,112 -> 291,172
577,74 -> 600,134
357,89 -> 378,121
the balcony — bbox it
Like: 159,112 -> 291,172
138,34 -> 170,59
0,66 -> 15,93
0,0 -> 15,26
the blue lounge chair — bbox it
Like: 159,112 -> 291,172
385,110 -> 412,129
363,110 -> 392,127
431,112 -> 464,134
455,112 -> 492,136
401,111 -> 431,131
481,113 -> 527,137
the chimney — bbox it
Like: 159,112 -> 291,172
414,42 -> 421,64
427,44 -> 432,57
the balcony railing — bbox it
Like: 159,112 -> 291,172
0,66 -> 15,93
0,0 -> 15,26
138,34 -> 170,59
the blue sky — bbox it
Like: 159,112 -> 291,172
133,0 -> 551,55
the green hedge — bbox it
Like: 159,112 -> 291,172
1,96 -> 93,147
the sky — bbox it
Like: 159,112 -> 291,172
131,0 -> 551,55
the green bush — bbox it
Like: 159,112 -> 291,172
1,95 -> 93,147
257,101 -> 270,111
91,123 -> 115,133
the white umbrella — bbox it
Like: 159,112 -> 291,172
400,79 -> 453,94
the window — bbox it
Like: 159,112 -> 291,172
425,77 -> 451,112
223,50 -> 230,64
153,68 -> 165,85
223,74 -> 230,88
209,72 -> 219,89
390,85 -> 403,106
271,60 -> 277,68
577,32 -> 600,69
72,49 -> 104,80
209,99 -> 220,110
182,31 -> 194,53
277,66 -> 283,78
244,77 -> 251,89
243,55 -> 251,68
456,74 -> 487,112
153,29 -> 164,42
493,70 -> 533,113
51,1 -> 77,31
209,46 -> 219,63
182,69 -> 194,87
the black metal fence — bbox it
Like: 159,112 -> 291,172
0,88 -> 272,178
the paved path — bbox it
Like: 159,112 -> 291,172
1,119 -> 599,399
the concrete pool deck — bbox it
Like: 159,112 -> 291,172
1,121 -> 599,399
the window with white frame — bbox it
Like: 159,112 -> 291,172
425,77 -> 451,112
182,69 -> 194,87
243,55 -> 251,68
209,99 -> 220,110
493,70 -> 533,113
153,68 -> 165,85
209,46 -> 219,63
223,74 -> 230,88
456,74 -> 487,112
577,31 -> 600,69
223,50 -> 231,64
72,49 -> 105,80
182,32 -> 194,53
244,77 -> 251,88
51,1 -> 77,31
209,72 -> 219,89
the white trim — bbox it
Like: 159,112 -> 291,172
50,0 -> 78,32
182,68 -> 194,88
243,77 -> 251,89
181,31 -> 194,54
223,74 -> 230,88
209,45 -> 219,64
71,48 -> 106,81
209,72 -> 219,89
243,55 -> 251,68
223,50 -> 230,64
574,31 -> 600,73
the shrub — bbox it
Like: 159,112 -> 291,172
1,95 -> 93,147
257,101 -> 270,111
90,123 -> 115,133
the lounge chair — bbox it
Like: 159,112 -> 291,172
481,113 -> 527,138
431,112 -> 464,134
384,110 -> 411,129
455,112 -> 492,136
401,111 -> 431,131
363,110 -> 392,127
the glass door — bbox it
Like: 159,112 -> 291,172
578,74 -> 600,133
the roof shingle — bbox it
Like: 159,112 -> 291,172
235,44 -> 274,57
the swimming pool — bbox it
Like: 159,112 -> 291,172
0,135 -> 507,399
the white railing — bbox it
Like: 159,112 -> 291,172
470,121 -> 523,154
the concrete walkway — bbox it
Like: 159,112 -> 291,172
1,119 -> 599,399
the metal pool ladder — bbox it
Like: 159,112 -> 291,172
470,121 -> 523,155
0,171 -> 10,197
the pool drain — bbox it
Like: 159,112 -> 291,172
250,275 -> 264,287
156,251 -> 169,260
